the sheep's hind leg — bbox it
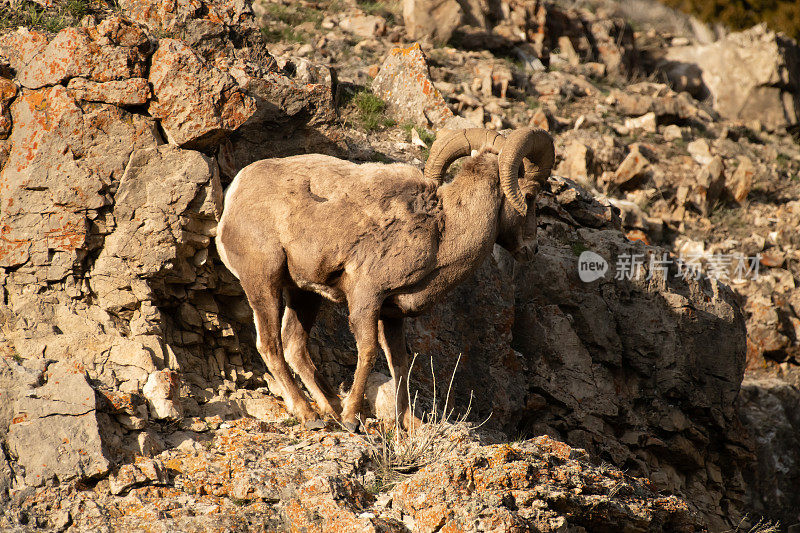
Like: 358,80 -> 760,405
379,317 -> 423,432
282,289 -> 340,428
341,293 -> 382,433
242,278 -> 319,426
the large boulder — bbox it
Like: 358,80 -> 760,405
148,39 -> 257,149
663,24 -> 800,130
372,43 -> 454,128
402,0 -> 463,44
7,361 -> 110,486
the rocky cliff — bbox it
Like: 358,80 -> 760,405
0,0 -> 797,530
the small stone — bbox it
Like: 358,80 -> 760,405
557,36 -> 581,66
296,44 -> 314,57
557,141 -> 593,184
235,395 -> 283,421
109,459 -> 168,495
687,138 -> 713,165
626,230 -> 649,244
462,106 -> 485,127
0,78 -> 17,103
486,113 -> 503,130
364,372 -> 397,422
612,123 -> 630,135
339,14 -> 385,38
52,510 -> 71,530
582,62 -> 606,78
613,145 -> 650,188
663,124 -> 683,141
759,250 -> 785,268
116,411 -> 148,430
694,155 -> 726,215
142,369 -> 183,420
530,109 -> 549,131
137,429 -> 164,457
443,114 -> 479,129
608,199 -> 649,230
491,64 -> 512,99
67,77 -> 150,105
624,111 -> 657,132
726,156 -> 756,203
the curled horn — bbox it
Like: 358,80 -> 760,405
424,128 -> 504,183
497,128 -> 555,216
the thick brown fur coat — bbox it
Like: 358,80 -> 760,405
215,150 -> 530,430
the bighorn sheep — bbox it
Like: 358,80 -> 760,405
215,127 -> 555,431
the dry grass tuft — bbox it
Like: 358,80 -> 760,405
727,515 -> 780,533
354,354 -> 491,491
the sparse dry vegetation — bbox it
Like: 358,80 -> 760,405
354,355 -> 490,491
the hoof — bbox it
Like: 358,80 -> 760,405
342,420 -> 362,433
304,418 -> 327,430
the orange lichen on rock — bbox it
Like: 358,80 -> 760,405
372,42 -> 454,128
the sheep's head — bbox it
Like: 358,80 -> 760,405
424,127 -> 555,262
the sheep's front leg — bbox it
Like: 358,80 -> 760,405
342,299 -> 381,432
379,317 -> 423,432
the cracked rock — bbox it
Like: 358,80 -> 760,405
7,361 -> 110,486
148,39 -> 257,149
109,458 -> 169,495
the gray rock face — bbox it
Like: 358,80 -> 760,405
0,3 -> 341,495
664,24 -> 800,130
739,378 -> 800,528
92,144 -> 222,312
7,362 -> 110,486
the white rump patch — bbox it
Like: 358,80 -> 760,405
215,170 -> 244,279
